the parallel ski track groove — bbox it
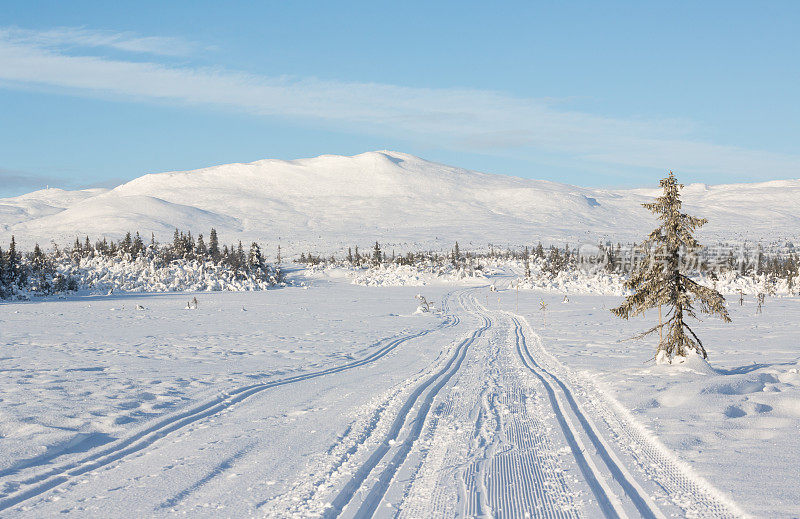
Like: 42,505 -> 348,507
324,291 -> 490,518
462,310 -> 581,519
484,386 -> 579,519
511,315 -> 659,519
514,314 -> 745,519
0,292 -> 462,513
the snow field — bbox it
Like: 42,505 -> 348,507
1,271 -> 796,517
261,290 -> 467,517
0,284 -> 454,516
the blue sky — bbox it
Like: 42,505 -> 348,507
1,1 -> 798,197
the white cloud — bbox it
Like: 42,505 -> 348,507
0,167 -> 63,192
0,27 -> 197,57
0,27 -> 798,179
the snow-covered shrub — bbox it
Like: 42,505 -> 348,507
0,229 -> 285,299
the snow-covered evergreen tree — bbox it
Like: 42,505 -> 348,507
524,246 -> 531,278
132,232 -> 145,259
29,243 -> 53,294
120,232 -> 133,256
208,228 -> 220,262
612,172 -> 731,362
196,234 -> 207,257
72,237 -> 83,260
372,241 -> 381,266
0,245 -> 7,298
8,236 -> 20,286
248,242 -> 264,270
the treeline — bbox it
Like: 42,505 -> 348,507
298,241 -> 484,270
598,242 -> 799,287
69,228 -> 282,276
295,239 -> 799,289
295,240 -> 577,272
0,229 -> 284,299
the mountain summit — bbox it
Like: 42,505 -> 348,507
1,151 -> 798,250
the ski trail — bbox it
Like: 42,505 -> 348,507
0,292 -> 462,514
456,299 -> 584,519
511,316 -> 640,519
508,311 -> 746,519
322,290 -> 491,518
474,387 -> 499,518
392,292 -> 584,519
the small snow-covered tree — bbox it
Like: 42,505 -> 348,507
523,246 -> 531,278
29,243 -> 52,294
196,234 -> 207,257
372,241 -> 381,266
72,237 -> 83,260
249,242 -> 264,270
132,232 -> 145,259
121,232 -> 133,255
208,228 -> 220,262
612,172 -> 731,362
0,245 -> 7,297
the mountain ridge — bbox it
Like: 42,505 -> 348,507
1,151 -> 798,252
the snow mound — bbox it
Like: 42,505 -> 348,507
656,350 -> 718,375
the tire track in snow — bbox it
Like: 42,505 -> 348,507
323,290 -> 491,518
0,293 -> 462,514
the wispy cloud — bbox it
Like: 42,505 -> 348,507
0,167 -> 64,193
78,177 -> 130,190
0,27 -> 198,57
0,27 -> 798,180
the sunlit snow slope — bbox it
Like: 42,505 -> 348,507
1,151 -> 798,251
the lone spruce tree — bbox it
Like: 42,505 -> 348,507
612,172 -> 731,363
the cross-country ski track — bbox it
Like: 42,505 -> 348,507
0,294 -> 462,514
0,287 -> 748,517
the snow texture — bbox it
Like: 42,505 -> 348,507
2,268 -> 796,516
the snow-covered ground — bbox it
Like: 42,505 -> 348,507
494,284 -> 800,518
1,269 -> 797,517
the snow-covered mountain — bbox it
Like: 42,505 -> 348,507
1,151 -> 798,252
